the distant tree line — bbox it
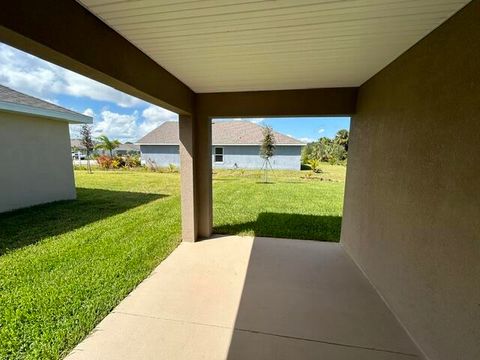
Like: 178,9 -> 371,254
302,129 -> 349,168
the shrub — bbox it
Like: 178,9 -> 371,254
97,155 -> 141,170
111,158 -> 122,169
145,159 -> 159,172
307,159 -> 323,173
124,155 -> 141,168
167,163 -> 178,173
97,155 -> 113,169
301,130 -> 349,165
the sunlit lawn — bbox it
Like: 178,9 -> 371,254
0,164 -> 345,359
213,165 -> 346,240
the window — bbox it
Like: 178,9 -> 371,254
214,147 -> 224,163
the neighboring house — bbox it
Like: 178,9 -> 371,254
0,85 -> 92,213
137,121 -> 305,170
70,138 -> 90,159
115,143 -> 140,156
70,140 -> 140,157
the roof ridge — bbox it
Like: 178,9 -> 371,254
137,120 -> 305,145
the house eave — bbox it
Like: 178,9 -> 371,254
0,100 -> 93,124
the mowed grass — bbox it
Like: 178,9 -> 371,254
0,172 -> 182,360
0,164 -> 345,359
213,164 -> 346,241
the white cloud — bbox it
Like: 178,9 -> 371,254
140,105 -> 177,135
82,108 -> 95,117
214,117 -> 265,124
0,43 -> 144,108
70,105 -> 178,142
1,43 -> 182,143
318,128 -> 325,134
93,110 -> 139,141
248,118 -> 265,124
299,137 -> 315,143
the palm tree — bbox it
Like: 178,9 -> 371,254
96,135 -> 120,157
334,129 -> 349,152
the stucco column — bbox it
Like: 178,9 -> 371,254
179,115 -> 197,242
195,115 -> 212,238
179,114 -> 212,242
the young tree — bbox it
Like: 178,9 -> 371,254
259,125 -> 276,182
96,135 -> 120,157
80,124 -> 95,173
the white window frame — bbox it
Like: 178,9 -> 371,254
214,146 -> 224,163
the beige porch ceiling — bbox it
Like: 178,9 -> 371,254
78,0 -> 468,93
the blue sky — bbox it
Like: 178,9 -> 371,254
0,42 -> 349,143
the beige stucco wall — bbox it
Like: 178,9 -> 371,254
0,111 -> 76,213
341,2 -> 480,359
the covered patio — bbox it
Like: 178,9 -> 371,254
66,236 -> 422,360
1,1 -> 479,359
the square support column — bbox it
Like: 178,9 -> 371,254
196,115 -> 213,238
179,115 -> 197,242
179,115 -> 212,242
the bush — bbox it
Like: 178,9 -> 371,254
307,159 -> 323,173
124,155 -> 141,168
97,155 -> 113,169
111,158 -> 122,169
145,159 -> 159,172
301,130 -> 349,165
167,163 -> 178,173
97,155 -> 142,170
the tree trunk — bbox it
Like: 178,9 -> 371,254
87,152 -> 92,174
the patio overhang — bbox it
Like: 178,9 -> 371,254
196,88 -> 358,118
1,1 -> 479,359
0,0 -> 194,115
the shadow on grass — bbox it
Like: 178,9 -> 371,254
0,188 -> 166,255
213,212 -> 342,242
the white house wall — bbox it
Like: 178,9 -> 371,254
213,145 -> 301,170
140,145 -> 302,170
0,112 -> 76,213
140,145 -> 180,167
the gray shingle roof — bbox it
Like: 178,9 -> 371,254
0,84 -> 92,123
137,121 -> 305,145
117,143 -> 140,152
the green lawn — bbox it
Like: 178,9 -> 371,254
213,166 -> 345,241
0,165 -> 345,359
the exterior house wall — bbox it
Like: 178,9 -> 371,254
140,145 -> 180,167
140,144 -> 302,170
0,112 -> 76,213
212,145 -> 302,170
341,2 -> 480,360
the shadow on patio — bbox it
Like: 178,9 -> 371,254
0,188 -> 166,255
66,235 -> 423,360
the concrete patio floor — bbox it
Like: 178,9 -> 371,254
66,236 -> 423,360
